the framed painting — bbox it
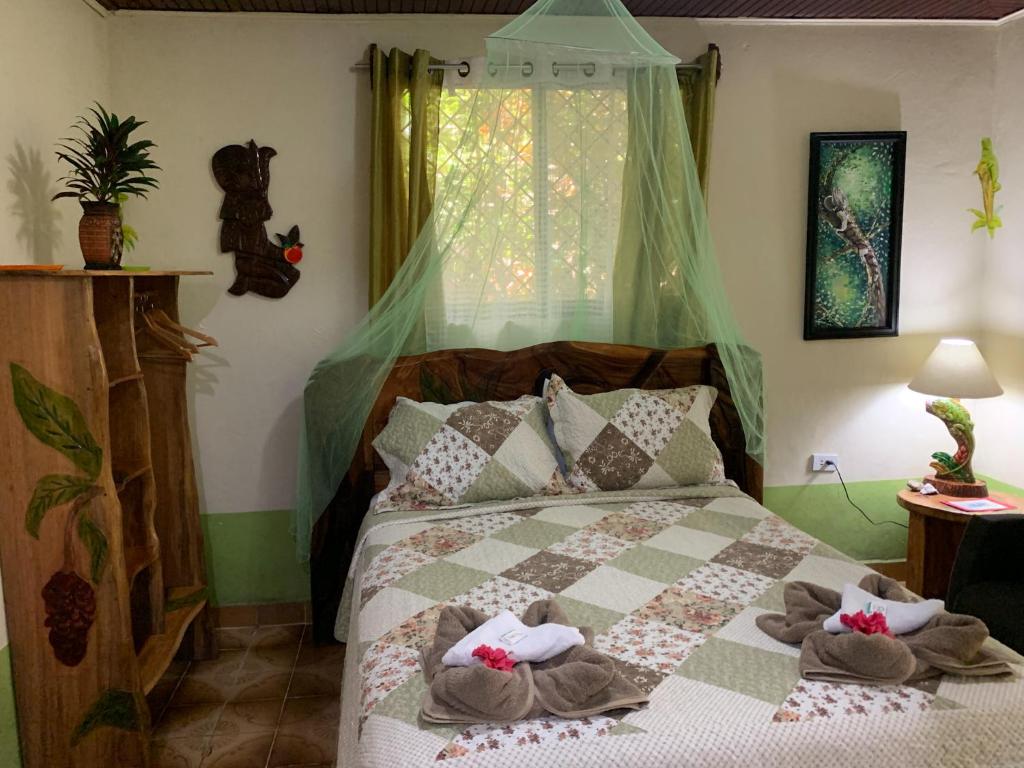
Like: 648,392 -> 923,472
804,131 -> 906,340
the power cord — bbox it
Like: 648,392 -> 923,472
825,460 -> 909,530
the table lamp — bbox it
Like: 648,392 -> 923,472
908,338 -> 1003,497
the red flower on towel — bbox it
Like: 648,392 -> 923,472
840,610 -> 893,637
472,644 -> 516,672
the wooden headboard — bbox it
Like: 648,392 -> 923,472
310,341 -> 763,642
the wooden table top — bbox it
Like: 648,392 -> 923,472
897,488 -> 1023,524
0,268 -> 212,277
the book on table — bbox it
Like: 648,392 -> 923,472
941,497 -> 1016,513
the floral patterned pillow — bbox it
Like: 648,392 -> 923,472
544,375 -> 726,492
372,395 -> 569,512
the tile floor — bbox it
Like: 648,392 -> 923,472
147,623 -> 345,768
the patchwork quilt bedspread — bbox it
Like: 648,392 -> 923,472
336,486 -> 1024,768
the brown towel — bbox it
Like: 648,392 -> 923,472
756,575 -> 1015,686
800,631 -> 917,686
420,600 -> 648,724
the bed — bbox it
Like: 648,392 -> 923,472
311,342 -> 1024,768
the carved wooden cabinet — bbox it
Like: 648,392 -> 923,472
0,270 -> 216,767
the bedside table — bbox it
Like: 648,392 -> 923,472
896,489 -> 1023,599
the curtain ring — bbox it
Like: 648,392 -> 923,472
522,61 -> 534,77
552,62 -> 560,77
458,60 -> 471,78
488,62 -> 498,77
583,62 -> 596,77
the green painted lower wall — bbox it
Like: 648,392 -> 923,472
0,645 -> 21,768
764,478 -> 910,562
982,475 -> 1024,496
202,510 -> 310,606
763,474 -> 1024,564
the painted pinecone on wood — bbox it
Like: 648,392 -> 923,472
42,570 -> 96,667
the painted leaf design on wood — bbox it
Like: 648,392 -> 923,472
26,474 -> 95,538
77,511 -> 109,584
10,363 -> 103,480
71,688 -> 142,747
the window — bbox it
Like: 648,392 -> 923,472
423,81 -> 629,346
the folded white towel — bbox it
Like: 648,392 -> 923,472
441,610 -> 585,667
822,583 -> 944,636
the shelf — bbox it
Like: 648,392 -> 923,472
109,379 -> 153,482
93,278 -> 140,383
125,542 -> 160,581
138,586 -> 208,694
0,269 -> 213,278
137,353 -> 190,363
114,465 -> 152,492
0,270 -> 215,768
108,371 -> 144,387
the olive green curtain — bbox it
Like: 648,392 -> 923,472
677,44 -> 720,198
368,45 -> 443,307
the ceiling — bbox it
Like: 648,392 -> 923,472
95,0 -> 1024,21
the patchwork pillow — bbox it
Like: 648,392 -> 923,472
544,374 -> 726,491
372,395 -> 569,512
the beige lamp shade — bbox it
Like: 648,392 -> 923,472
908,338 -> 1003,399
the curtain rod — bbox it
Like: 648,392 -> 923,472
351,60 -> 703,76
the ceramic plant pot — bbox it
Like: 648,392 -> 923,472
78,201 -> 124,270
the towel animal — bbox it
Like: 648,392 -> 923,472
756,574 -> 1015,686
421,600 -> 648,724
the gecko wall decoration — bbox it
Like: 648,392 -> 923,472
212,139 -> 304,298
969,137 -> 1002,239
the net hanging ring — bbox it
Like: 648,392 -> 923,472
522,61 -> 534,77
457,60 -> 471,77
583,62 -> 596,77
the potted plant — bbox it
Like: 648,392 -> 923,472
52,104 -> 159,270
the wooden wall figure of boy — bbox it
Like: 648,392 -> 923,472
212,139 -> 302,298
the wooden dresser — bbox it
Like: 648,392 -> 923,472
0,270 -> 217,767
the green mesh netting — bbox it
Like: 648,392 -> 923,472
294,0 -> 764,561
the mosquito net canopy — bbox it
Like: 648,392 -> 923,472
294,0 -> 764,560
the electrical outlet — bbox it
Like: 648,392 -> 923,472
811,453 -> 839,472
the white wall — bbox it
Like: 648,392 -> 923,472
0,0 -> 110,266
974,13 -> 1024,486
685,20 -> 996,486
0,0 -> 111,657
106,12 -> 1009,513
107,13 -> 508,515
